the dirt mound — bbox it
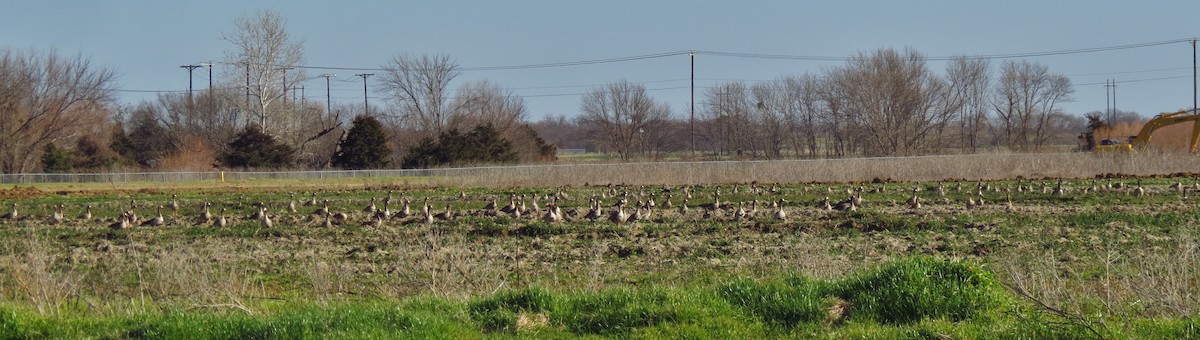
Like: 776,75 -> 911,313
0,186 -> 45,199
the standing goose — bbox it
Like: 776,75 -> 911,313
198,202 -> 213,224
774,199 -> 787,221
215,208 -> 228,227
169,194 -> 180,214
260,207 -> 273,227
287,194 -> 298,213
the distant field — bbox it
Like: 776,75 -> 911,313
0,152 -> 1198,337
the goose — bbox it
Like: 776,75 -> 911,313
661,195 -> 673,209
260,207 -> 273,227
1005,195 -> 1015,213
1132,180 -> 1145,197
584,199 -> 602,220
832,197 -> 856,212
774,201 -> 787,221
250,202 -> 267,220
108,211 -> 130,230
500,195 -> 517,214
363,197 -> 377,214
818,197 -> 833,211
433,205 -> 453,221
198,202 -> 212,224
394,199 -> 412,219
304,192 -> 318,206
287,194 -> 298,213
49,204 -> 63,224
169,194 -> 180,213
608,205 -> 626,224
422,209 -> 435,225
78,205 -> 92,221
141,205 -> 165,227
732,202 -> 747,221
626,206 -> 643,224
331,211 -> 349,223
362,214 -> 383,227
908,196 -> 922,210
378,199 -> 391,219
698,193 -> 722,212
484,197 -> 498,212
215,208 -> 228,227
311,199 -> 329,216
542,204 -> 561,223
3,203 -> 20,220
321,212 -> 334,228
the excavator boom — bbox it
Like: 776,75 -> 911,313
1094,109 -> 1200,153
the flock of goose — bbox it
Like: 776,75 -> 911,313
0,178 -> 1193,230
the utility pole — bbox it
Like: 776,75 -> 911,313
321,73 -> 335,114
690,51 -> 696,157
1104,79 -> 1114,125
200,62 -> 214,109
356,73 -> 373,115
180,64 -> 201,104
1192,39 -> 1197,113
244,62 -> 251,115
281,67 -> 294,108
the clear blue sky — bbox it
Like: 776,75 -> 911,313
3,1 -> 1199,121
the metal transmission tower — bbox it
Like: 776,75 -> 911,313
355,73 -> 373,115
320,74 -> 335,114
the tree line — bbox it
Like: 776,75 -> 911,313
536,48 -> 1085,160
2,10 -> 554,174
4,11 -> 1098,174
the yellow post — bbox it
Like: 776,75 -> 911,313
220,171 -> 225,183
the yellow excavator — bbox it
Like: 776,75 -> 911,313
1093,109 -> 1200,153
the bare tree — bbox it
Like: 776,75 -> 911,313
0,49 -> 116,173
577,80 -> 671,160
378,54 -> 460,135
701,82 -> 754,156
751,80 -> 793,158
222,10 -> 304,135
945,57 -> 991,152
449,79 -> 527,134
827,48 -> 960,156
992,60 -> 1074,151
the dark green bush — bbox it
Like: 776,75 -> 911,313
332,115 -> 390,169
401,124 -> 517,169
221,126 -> 295,168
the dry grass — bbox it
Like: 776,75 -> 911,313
446,151 -> 1200,187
